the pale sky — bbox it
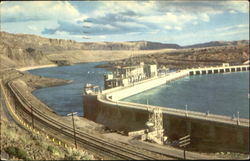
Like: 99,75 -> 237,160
1,0 -> 249,46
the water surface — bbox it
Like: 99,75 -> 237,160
123,72 -> 249,119
29,62 -> 108,116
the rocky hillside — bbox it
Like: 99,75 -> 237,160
0,31 -> 249,69
0,32 -> 180,68
111,44 -> 249,69
0,39 -> 52,68
1,32 -> 180,52
184,40 -> 249,48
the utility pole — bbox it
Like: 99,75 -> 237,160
185,104 -> 188,117
179,134 -> 191,160
237,111 -> 240,125
67,112 -> 78,149
14,96 -> 17,113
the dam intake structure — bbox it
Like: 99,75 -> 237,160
83,62 -> 249,153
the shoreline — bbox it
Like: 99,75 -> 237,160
16,61 -> 102,72
17,64 -> 59,71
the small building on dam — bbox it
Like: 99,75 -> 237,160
104,62 -> 158,89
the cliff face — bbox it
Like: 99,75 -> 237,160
0,39 -> 51,68
1,32 -> 82,53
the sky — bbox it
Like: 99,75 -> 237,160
1,0 -> 249,46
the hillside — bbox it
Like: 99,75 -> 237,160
0,31 -> 249,69
111,45 -> 249,69
1,118 -> 94,160
184,40 -> 249,48
0,32 -> 179,68
0,32 -> 180,52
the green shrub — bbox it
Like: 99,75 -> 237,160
5,146 -> 16,156
5,146 -> 29,160
64,154 -> 76,160
47,145 -> 55,153
64,148 -> 94,160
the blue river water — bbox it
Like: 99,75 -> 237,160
29,62 -> 108,116
29,63 -> 249,119
123,71 -> 249,119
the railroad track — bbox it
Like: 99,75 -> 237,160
5,74 -> 180,160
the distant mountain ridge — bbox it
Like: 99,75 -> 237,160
184,40 -> 249,48
1,32 -> 248,51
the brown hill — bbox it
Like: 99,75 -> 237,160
0,32 -> 180,68
0,32 -> 249,69
112,45 -> 249,69
184,40 -> 249,48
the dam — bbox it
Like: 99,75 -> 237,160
84,63 -> 249,153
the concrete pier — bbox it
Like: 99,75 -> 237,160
84,64 -> 249,153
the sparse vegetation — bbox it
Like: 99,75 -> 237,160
1,119 -> 95,160
26,47 -> 35,53
47,145 -> 56,153
5,146 -> 29,160
64,148 -> 94,160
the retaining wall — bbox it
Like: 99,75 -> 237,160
84,95 -> 249,153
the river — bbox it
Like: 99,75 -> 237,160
123,71 -> 249,119
29,62 -> 108,116
29,63 -> 249,119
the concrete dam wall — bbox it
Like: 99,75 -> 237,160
84,65 -> 249,153
84,95 -> 249,153
106,70 -> 189,101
